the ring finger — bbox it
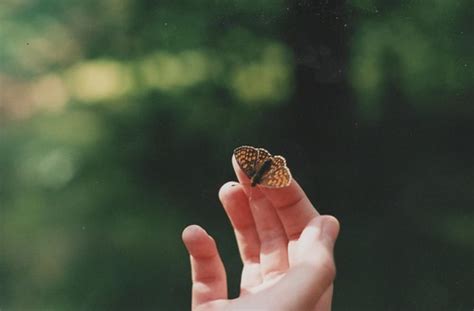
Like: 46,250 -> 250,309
232,156 -> 290,281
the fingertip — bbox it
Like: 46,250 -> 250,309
321,215 -> 340,243
218,181 -> 241,201
231,155 -> 238,172
182,225 -> 209,248
183,224 -> 207,238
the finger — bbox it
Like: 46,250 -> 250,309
218,182 -> 263,290
271,216 -> 339,310
260,179 -> 319,240
247,187 -> 289,279
182,225 -> 227,309
232,155 -> 318,241
218,182 -> 260,263
231,156 -> 290,279
314,285 -> 333,311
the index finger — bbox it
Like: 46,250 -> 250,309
232,156 -> 319,240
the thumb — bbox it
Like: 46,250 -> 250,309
269,216 -> 340,310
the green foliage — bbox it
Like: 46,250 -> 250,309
349,0 -> 473,120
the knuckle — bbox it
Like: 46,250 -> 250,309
319,255 -> 337,281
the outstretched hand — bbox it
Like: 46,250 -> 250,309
182,156 -> 340,311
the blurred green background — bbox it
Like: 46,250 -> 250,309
1,0 -> 473,310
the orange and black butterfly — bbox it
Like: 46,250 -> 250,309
233,145 -> 292,188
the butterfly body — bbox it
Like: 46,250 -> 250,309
234,145 -> 292,188
250,158 -> 273,187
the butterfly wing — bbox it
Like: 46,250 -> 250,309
259,155 -> 292,188
234,145 -> 259,179
255,148 -> 271,171
271,155 -> 286,167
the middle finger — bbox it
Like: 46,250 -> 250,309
232,156 -> 289,280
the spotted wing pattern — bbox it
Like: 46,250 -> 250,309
234,145 -> 259,178
259,158 -> 292,188
234,145 -> 292,188
271,155 -> 286,168
255,148 -> 271,172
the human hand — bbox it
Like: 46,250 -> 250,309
182,155 -> 340,311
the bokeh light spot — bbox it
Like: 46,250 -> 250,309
230,44 -> 293,105
66,60 -> 133,102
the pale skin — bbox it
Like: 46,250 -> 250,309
182,156 -> 340,311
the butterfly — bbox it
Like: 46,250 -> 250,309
233,145 -> 292,188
